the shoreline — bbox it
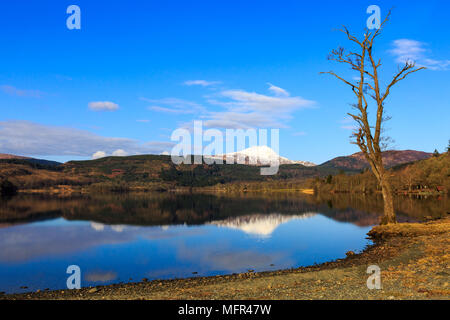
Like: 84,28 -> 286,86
3,218 -> 449,300
15,186 -> 446,197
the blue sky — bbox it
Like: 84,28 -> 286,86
0,0 -> 449,164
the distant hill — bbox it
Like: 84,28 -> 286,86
63,154 -> 326,187
0,153 -> 61,167
319,150 -> 432,172
312,153 -> 449,195
0,149 -> 437,191
0,153 -> 29,160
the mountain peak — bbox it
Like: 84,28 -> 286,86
210,146 -> 316,167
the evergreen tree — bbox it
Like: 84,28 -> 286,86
433,149 -> 440,157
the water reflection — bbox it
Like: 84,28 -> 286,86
0,192 -> 447,294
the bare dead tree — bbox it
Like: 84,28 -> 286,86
321,11 -> 426,224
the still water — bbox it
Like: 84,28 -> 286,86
0,192 -> 446,294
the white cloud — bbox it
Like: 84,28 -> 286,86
92,151 -> 107,159
267,83 -> 289,97
143,83 -> 315,130
339,117 -> 358,130
0,120 -> 174,157
149,106 -> 195,114
112,149 -> 128,157
0,85 -> 44,98
203,112 -> 280,129
217,89 -> 313,113
203,84 -> 315,128
390,39 -> 450,71
184,80 -> 221,87
142,97 -> 205,114
88,101 -> 119,111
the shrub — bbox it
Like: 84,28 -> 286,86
0,179 -> 18,196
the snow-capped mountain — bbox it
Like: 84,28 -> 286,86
208,146 -> 316,167
209,213 -> 317,237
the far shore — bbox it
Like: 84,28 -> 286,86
15,185 -> 445,197
3,218 -> 449,300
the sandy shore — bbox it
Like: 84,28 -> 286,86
2,218 -> 449,300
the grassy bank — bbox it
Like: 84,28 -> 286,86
3,218 -> 449,300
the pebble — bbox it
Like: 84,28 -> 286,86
88,288 -> 98,294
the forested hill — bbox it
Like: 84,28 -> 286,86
0,150 -> 438,191
63,155 -> 334,187
311,153 -> 449,195
319,150 -> 432,172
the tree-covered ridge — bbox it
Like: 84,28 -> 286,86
0,151 -> 446,193
310,153 -> 449,195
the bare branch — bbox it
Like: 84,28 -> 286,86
382,63 -> 426,102
319,71 -> 358,90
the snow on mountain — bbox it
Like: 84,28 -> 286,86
209,213 -> 317,237
208,146 -> 316,167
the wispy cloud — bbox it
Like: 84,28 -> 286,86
390,39 -> 450,71
142,83 -> 315,129
0,85 -> 44,98
339,116 -> 358,130
0,120 -> 173,157
142,97 -> 205,114
202,112 -> 278,129
88,101 -> 119,111
203,84 -> 315,128
267,83 -> 289,97
183,80 -> 221,87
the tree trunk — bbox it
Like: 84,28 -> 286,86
379,178 -> 396,225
